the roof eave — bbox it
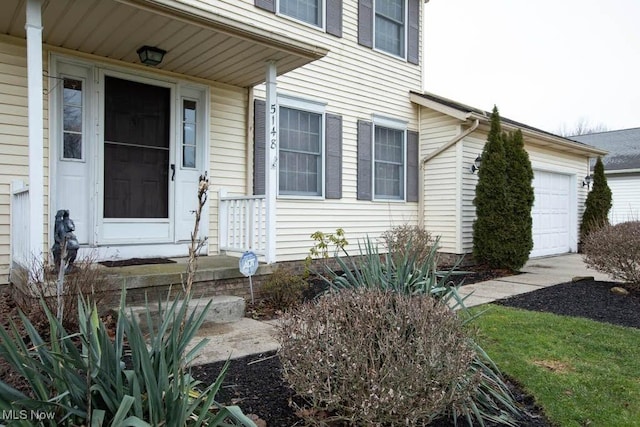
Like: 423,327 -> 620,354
118,0 -> 329,61
410,92 -> 608,157
467,112 -> 609,157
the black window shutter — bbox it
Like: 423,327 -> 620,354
325,113 -> 343,199
358,0 -> 373,48
406,130 -> 419,202
357,120 -> 373,200
254,0 -> 276,13
253,99 -> 266,196
326,0 -> 343,37
407,0 -> 420,65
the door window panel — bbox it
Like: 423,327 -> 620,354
182,100 -> 197,168
62,78 -> 83,160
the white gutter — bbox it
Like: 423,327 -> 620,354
418,119 -> 480,228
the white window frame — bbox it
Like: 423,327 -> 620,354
277,94 -> 327,199
180,97 -> 199,170
59,75 -> 86,162
373,0 -> 408,60
277,0 -> 326,30
372,114 -> 407,201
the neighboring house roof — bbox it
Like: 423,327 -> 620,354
569,128 -> 640,172
410,91 -> 607,157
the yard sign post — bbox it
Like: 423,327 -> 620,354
239,251 -> 259,304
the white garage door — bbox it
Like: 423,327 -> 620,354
531,171 -> 572,257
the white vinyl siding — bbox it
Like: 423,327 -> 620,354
252,0 -> 422,261
419,110 -> 461,253
209,84 -> 249,255
607,174 -> 640,224
462,134 -> 588,255
417,106 -> 591,257
0,37 -> 49,283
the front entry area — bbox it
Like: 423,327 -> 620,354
52,56 -> 208,259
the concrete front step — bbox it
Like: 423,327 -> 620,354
126,295 -> 246,332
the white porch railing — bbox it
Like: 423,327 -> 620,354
11,180 -> 30,267
218,189 -> 267,255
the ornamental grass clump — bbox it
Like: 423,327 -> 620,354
582,221 -> 640,290
0,290 -> 257,426
279,289 -> 481,426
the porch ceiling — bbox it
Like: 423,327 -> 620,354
1,0 -> 329,87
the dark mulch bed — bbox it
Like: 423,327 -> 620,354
496,280 -> 640,329
194,278 -> 640,426
3,273 -> 638,426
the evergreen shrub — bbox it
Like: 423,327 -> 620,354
580,156 -> 612,239
260,266 -> 309,310
473,107 -> 534,271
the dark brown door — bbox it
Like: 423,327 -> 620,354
103,76 -> 170,218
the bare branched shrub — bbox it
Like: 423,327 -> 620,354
278,289 -> 480,426
582,221 -> 640,290
382,224 -> 436,266
13,255 -> 112,331
260,266 -> 309,310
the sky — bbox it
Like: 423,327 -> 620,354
424,0 -> 640,135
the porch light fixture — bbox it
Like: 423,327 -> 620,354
582,174 -> 593,189
470,155 -> 482,173
137,45 -> 166,66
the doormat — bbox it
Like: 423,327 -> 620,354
99,258 -> 177,268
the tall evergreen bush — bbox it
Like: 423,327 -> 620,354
503,129 -> 534,270
580,156 -> 612,239
473,108 -> 534,271
473,106 -> 509,267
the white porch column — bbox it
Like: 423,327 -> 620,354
26,0 -> 44,261
264,61 -> 278,263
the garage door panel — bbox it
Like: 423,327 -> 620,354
531,171 -> 572,258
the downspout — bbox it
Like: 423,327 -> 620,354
418,119 -> 480,228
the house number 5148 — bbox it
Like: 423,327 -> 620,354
269,103 -> 278,169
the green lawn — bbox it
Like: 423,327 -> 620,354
471,305 -> 640,427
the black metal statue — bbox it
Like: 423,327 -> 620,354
52,209 -> 79,273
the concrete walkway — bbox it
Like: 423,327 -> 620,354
190,254 -> 610,365
458,253 -> 610,307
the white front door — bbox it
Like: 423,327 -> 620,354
53,57 -> 208,256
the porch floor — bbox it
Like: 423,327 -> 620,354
95,254 -> 272,305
